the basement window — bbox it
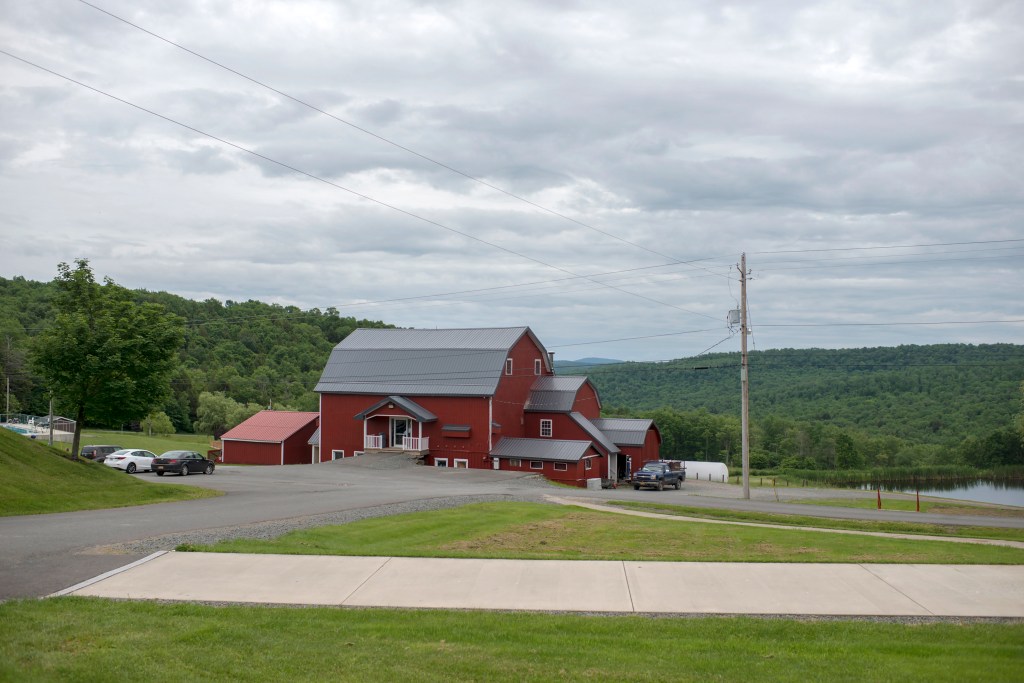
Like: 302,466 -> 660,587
554,462 -> 567,471
530,460 -> 543,470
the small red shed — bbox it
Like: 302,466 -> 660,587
221,410 -> 320,466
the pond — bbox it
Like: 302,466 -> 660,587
863,480 -> 1024,507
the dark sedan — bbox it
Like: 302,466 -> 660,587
153,450 -> 215,476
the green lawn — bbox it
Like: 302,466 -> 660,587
0,428 -> 221,516
59,429 -> 215,456
790,496 -> 1024,517
1,598 -> 1019,683
606,500 -> 1024,543
184,502 -> 1024,564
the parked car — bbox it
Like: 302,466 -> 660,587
104,449 -> 158,474
153,450 -> 215,476
632,461 -> 685,490
80,445 -> 123,463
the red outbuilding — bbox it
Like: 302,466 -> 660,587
221,410 -> 320,466
313,326 -> 661,487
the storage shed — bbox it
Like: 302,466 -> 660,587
221,411 -> 320,465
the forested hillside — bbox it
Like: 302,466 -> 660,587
0,275 -> 391,430
565,344 -> 1024,459
3,273 -> 1021,470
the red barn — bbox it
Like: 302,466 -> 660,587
314,326 -> 660,486
221,410 -> 320,465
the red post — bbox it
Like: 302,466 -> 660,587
877,486 -> 882,510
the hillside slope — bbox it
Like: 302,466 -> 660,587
569,344 -> 1024,445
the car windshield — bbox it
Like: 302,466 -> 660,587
640,463 -> 663,471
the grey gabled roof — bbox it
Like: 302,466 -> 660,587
590,418 -> 656,447
524,376 -> 589,413
308,427 -> 320,446
315,327 -> 546,396
490,437 -> 595,463
353,396 -> 438,422
569,412 -> 619,455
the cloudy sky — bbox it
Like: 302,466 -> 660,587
1,0 -> 1021,361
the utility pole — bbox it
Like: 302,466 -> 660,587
48,397 -> 54,447
739,253 -> 751,499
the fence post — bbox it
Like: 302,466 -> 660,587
877,486 -> 882,510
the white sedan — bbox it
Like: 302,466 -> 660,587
103,449 -> 158,474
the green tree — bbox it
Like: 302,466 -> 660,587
194,391 -> 262,437
141,411 -> 175,436
29,260 -> 184,458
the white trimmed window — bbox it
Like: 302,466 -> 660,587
530,460 -> 543,470
584,459 -> 593,470
540,419 -> 553,438
454,459 -> 469,468
332,450 -> 345,460
554,462 -> 567,471
505,358 -> 513,375
435,458 -> 449,467
509,458 -> 522,467
534,359 -> 542,375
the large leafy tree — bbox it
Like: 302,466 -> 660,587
30,260 -> 184,458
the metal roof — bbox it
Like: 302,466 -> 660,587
569,412 -> 620,455
353,396 -> 438,422
308,426 -> 320,446
490,437 -> 595,462
590,418 -> 656,447
524,376 -> 588,413
221,411 -> 319,443
315,327 -> 544,396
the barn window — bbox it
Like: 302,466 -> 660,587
332,450 -> 345,460
584,459 -> 593,470
530,460 -> 543,470
534,359 -> 542,375
540,419 -> 552,438
554,462 -> 567,471
509,458 -> 522,467
505,358 -> 513,375
435,458 -> 449,467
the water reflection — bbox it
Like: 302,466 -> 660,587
858,480 -> 1024,507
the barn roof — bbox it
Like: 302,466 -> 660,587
353,396 -> 438,422
589,418 -> 657,447
524,376 -> 591,412
490,437 -> 595,462
315,326 -> 548,396
569,412 -> 620,455
221,411 -> 319,443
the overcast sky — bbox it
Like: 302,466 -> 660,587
1,0 -> 1021,361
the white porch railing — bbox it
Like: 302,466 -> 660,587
364,434 -> 383,449
402,436 -> 429,451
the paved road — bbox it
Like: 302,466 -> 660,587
2,459 -> 1022,600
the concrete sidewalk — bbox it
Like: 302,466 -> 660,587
58,551 -> 1024,618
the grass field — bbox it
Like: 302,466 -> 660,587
0,428 -> 221,516
790,496 -> 1024,517
606,500 -> 1024,543
184,502 -> 1024,564
63,429 -> 215,456
0,598 -> 1019,683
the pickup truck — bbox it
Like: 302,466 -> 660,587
632,461 -> 685,490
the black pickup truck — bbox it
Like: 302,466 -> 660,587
632,461 -> 685,490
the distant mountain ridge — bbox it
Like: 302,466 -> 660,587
553,357 -> 622,368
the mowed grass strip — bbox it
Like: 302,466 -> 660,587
67,429 -> 214,455
789,496 -> 1024,518
0,428 -> 220,516
187,502 -> 1024,564
608,500 -> 1024,543
1,598 -> 1020,683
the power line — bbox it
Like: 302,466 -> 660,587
75,0 -> 730,282
0,48 -> 721,323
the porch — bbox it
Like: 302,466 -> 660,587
362,433 -> 430,456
